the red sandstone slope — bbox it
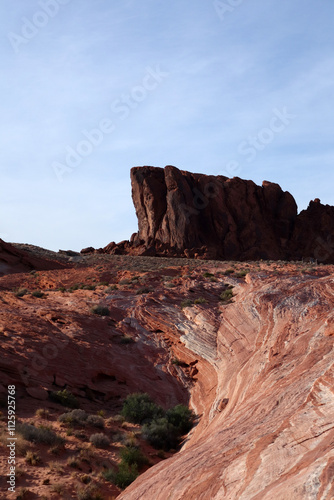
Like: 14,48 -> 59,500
0,255 -> 333,498
119,266 -> 334,500
0,239 -> 68,275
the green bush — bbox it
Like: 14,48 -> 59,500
121,393 -> 164,424
120,446 -> 148,468
89,433 -> 110,448
220,289 -> 234,302
136,287 -> 150,295
120,336 -> 135,345
166,405 -> 195,434
224,269 -> 235,275
119,279 -> 131,285
86,415 -> 104,428
194,297 -> 207,304
180,299 -> 193,309
49,389 -> 79,408
17,423 -> 64,446
203,272 -> 214,278
103,462 -> 139,489
31,290 -> 44,298
58,409 -> 87,426
235,270 -> 248,278
141,418 -> 179,451
76,484 -> 104,500
14,288 -> 28,298
90,305 -> 109,316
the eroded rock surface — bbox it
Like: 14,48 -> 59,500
119,267 -> 334,500
1,254 -> 333,499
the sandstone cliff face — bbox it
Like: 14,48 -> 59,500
130,166 -> 298,261
101,165 -> 334,263
119,266 -> 334,500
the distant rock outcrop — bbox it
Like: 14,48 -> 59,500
0,239 -> 68,275
102,166 -> 334,263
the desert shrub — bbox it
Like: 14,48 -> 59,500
194,297 -> 207,304
51,483 -> 66,495
224,269 -> 235,275
74,430 -> 88,440
35,408 -> 50,419
16,423 -> 64,446
103,462 -> 139,489
69,283 -> 80,291
235,270 -> 247,278
203,272 -> 214,278
136,287 -> 150,295
67,457 -> 80,468
121,393 -> 164,424
164,282 -> 176,288
59,409 -> 87,426
166,405 -> 195,434
119,279 -> 131,285
89,433 -> 110,448
50,388 -> 79,408
120,446 -> 148,468
82,284 -> 96,291
14,288 -> 28,297
48,461 -> 64,474
91,305 -> 109,316
76,484 -> 104,500
180,299 -> 193,309
31,290 -> 44,298
25,451 -> 41,465
98,281 -> 109,287
141,418 -> 179,451
109,414 -> 125,424
120,336 -> 135,345
106,284 -> 117,291
220,289 -> 234,302
86,415 -> 104,428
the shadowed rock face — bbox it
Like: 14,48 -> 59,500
102,166 -> 334,263
0,239 -> 67,275
130,165 -> 298,261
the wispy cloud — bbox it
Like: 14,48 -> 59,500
1,0 -> 334,249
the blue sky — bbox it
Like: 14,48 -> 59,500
1,0 -> 334,251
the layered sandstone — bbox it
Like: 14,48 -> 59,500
119,266 -> 334,500
1,253 -> 333,498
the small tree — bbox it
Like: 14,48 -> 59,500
121,393 -> 164,424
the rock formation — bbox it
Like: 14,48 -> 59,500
101,166 -> 334,263
0,239 -> 67,275
1,254 -> 333,499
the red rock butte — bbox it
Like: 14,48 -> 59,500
100,165 -> 334,264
